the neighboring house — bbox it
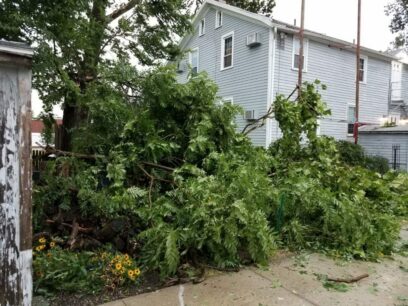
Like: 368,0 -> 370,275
177,0 -> 407,147
31,118 -> 62,151
359,125 -> 408,171
388,49 -> 408,119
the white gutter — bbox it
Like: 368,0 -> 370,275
265,26 -> 277,148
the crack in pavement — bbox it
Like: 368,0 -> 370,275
248,267 -> 320,306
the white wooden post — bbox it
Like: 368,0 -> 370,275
0,42 -> 33,306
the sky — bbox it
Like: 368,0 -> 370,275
273,0 -> 396,51
32,0 -> 397,117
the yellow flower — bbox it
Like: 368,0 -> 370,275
46,253 -> 52,258
124,254 -> 129,260
35,246 -> 42,252
120,268 -> 125,275
49,241 -> 56,248
39,245 -> 45,251
39,237 -> 46,244
125,260 -> 132,266
128,270 -> 134,277
115,263 -> 122,270
134,268 -> 140,276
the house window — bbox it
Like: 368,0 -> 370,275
222,96 -> 233,104
221,32 -> 234,70
199,19 -> 205,36
347,105 -> 356,135
215,10 -> 223,28
189,48 -> 199,75
292,37 -> 308,71
358,56 -> 368,83
392,144 -> 401,170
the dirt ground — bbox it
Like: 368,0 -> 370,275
102,225 -> 408,306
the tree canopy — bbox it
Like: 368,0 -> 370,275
387,0 -> 408,48
189,0 -> 275,16
0,0 -> 192,150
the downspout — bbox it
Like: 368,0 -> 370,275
266,26 -> 277,148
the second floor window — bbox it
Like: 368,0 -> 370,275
189,48 -> 199,75
359,56 -> 368,83
216,10 -> 223,28
221,32 -> 234,70
347,104 -> 356,135
199,19 -> 205,36
292,37 -> 308,71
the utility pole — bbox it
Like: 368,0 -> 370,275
354,0 -> 362,144
298,0 -> 306,98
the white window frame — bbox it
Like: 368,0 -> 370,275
189,47 -> 199,74
199,18 -> 205,36
347,103 -> 356,136
215,10 -> 223,28
221,31 -> 234,71
316,119 -> 321,136
222,96 -> 233,104
358,55 -> 368,84
291,37 -> 309,72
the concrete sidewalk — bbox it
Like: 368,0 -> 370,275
102,227 -> 408,306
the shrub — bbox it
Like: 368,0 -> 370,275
335,140 -> 366,166
365,155 -> 390,174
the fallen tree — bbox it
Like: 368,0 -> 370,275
33,68 -> 408,289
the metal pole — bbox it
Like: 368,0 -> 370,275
298,0 -> 305,98
355,0 -> 361,144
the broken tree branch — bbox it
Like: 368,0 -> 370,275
241,86 -> 299,135
46,219 -> 93,234
107,0 -> 140,22
142,161 -> 175,172
327,273 -> 369,283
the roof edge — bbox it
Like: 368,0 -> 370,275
179,1 -> 398,61
0,40 -> 33,58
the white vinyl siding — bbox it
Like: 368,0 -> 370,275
221,31 -> 234,70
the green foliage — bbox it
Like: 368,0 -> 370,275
268,81 -> 403,259
190,0 -> 275,16
364,155 -> 390,175
335,140 -> 390,174
33,248 -> 104,295
335,140 -> 366,167
33,245 -> 141,296
386,0 -> 408,48
33,70 -> 408,285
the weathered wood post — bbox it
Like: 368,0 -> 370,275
0,41 -> 33,306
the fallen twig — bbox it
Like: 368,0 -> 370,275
327,273 -> 369,283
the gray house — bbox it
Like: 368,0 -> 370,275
177,0 -> 407,148
359,125 -> 408,171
